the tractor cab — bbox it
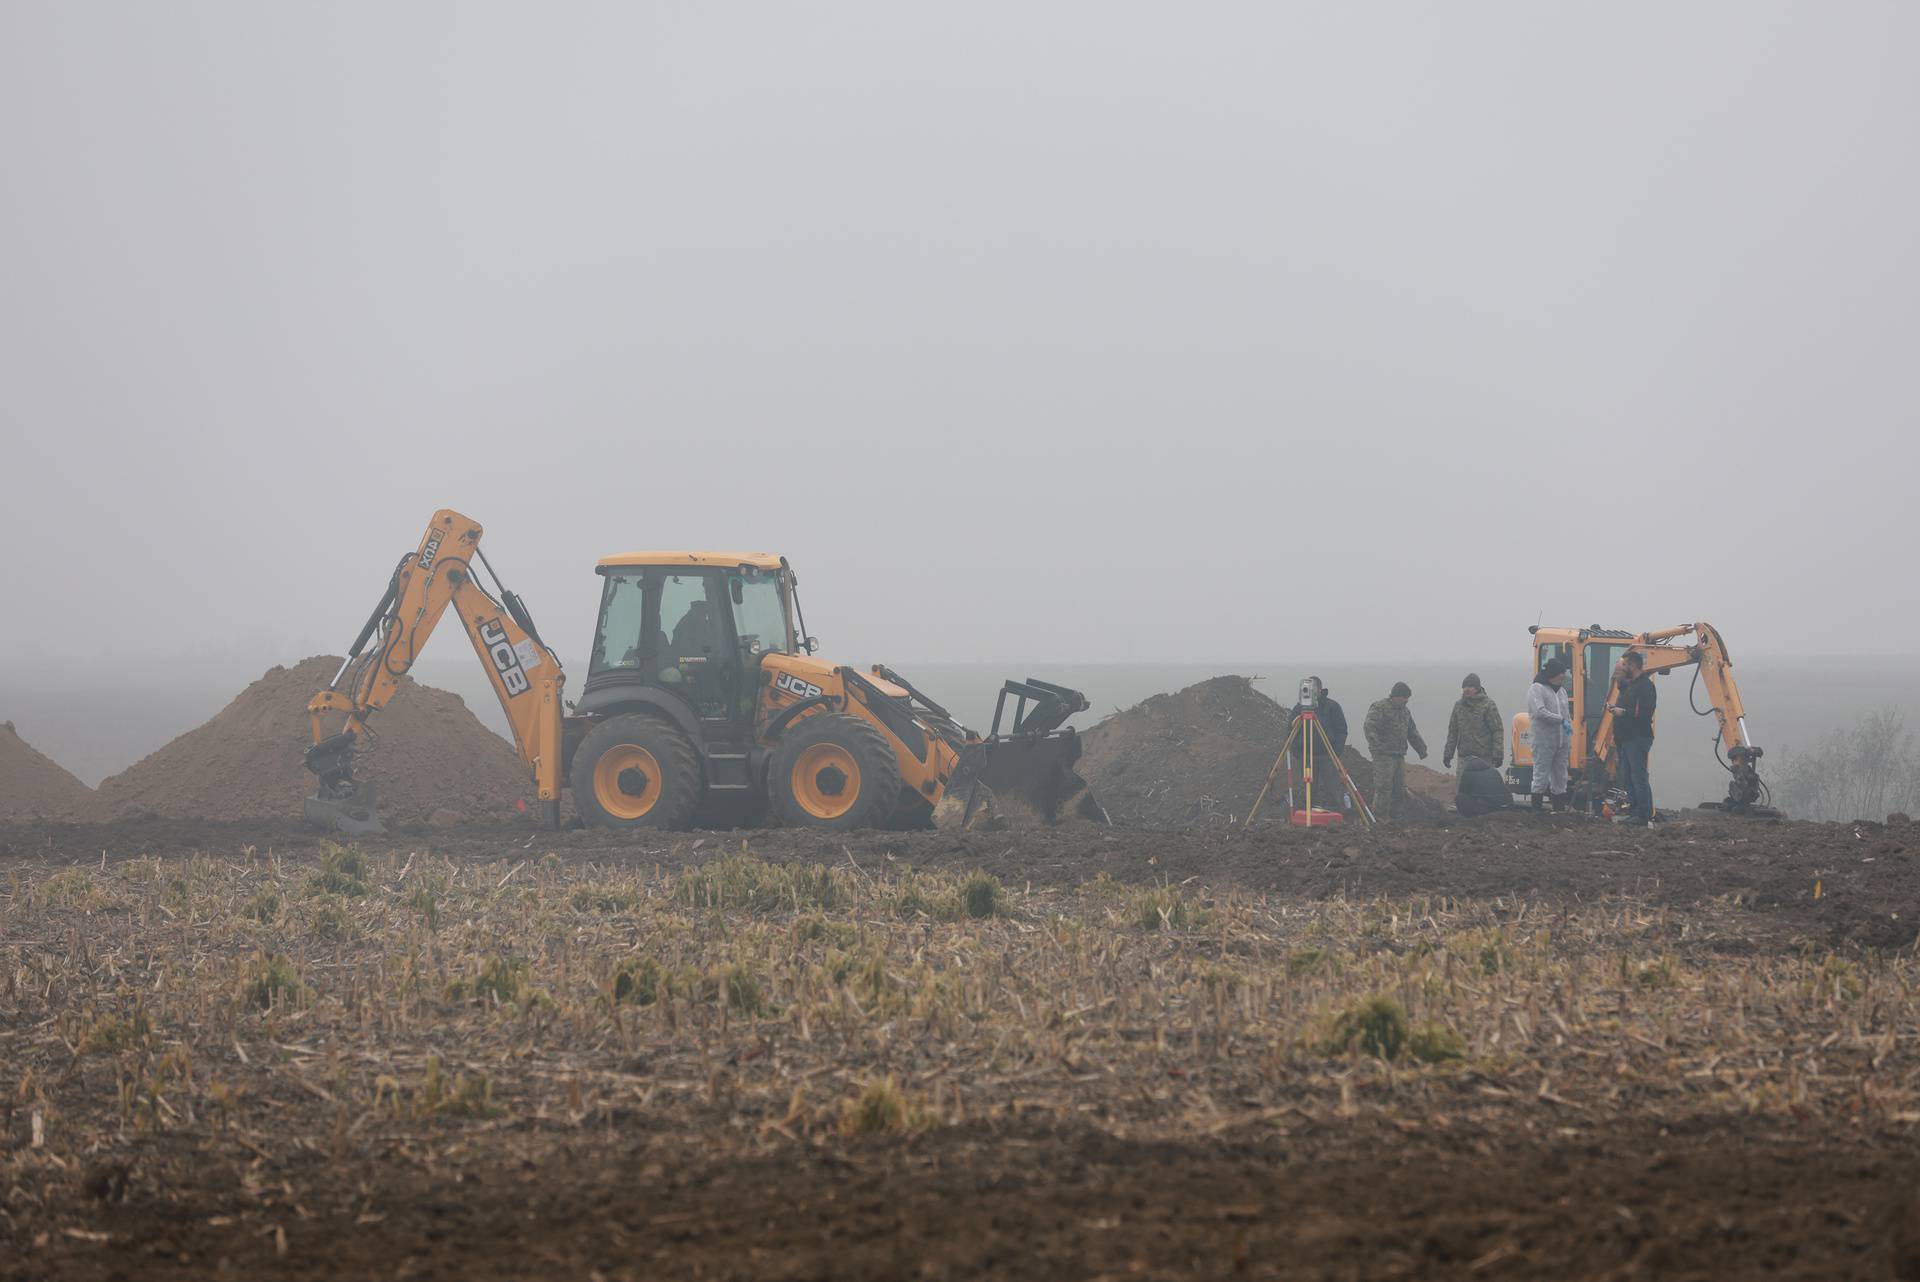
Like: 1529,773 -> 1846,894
583,552 -> 797,722
574,552 -> 804,800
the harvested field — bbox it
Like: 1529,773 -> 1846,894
0,722 -> 92,820
88,657 -> 531,826
4,811 -> 1920,1280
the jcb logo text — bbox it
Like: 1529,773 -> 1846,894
481,618 -> 530,696
773,672 -> 824,700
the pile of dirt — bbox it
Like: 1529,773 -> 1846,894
1337,750 -> 1448,820
1075,676 -> 1291,827
1404,760 -> 1457,805
89,657 -> 531,824
0,721 -> 94,820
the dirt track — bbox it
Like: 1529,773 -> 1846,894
3,812 -> 1918,1281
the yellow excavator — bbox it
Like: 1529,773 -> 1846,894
1507,622 -> 1773,815
303,510 -> 1102,835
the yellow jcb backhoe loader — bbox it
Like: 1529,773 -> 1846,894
304,509 -> 1103,835
1507,622 -> 1773,815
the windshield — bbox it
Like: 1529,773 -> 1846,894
728,571 -> 791,655
590,573 -> 651,674
1584,643 -> 1627,723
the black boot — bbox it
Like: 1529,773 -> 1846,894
1531,793 -> 1545,813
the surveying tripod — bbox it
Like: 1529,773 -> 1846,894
1244,708 -> 1376,828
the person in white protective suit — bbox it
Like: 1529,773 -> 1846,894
1526,658 -> 1574,812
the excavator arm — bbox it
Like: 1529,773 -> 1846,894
304,509 -> 565,834
1591,622 -> 1765,807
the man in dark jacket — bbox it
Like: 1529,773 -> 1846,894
1608,651 -> 1657,824
1442,674 -> 1503,775
1288,678 -> 1348,811
1455,755 -> 1512,817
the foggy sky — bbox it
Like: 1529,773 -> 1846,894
4,2 -> 1916,673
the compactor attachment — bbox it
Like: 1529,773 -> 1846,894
940,679 -> 1108,828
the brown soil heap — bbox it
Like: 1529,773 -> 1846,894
0,721 -> 94,820
1075,676 -> 1292,827
1337,750 -> 1449,820
89,656 -> 531,824
1404,760 -> 1459,806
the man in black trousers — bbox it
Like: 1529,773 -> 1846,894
1609,651 -> 1658,825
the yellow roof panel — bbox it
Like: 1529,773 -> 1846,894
597,551 -> 784,571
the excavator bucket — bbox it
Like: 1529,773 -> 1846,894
933,678 -> 1109,830
303,731 -> 387,837
304,782 -> 386,838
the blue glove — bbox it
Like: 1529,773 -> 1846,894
1561,718 -> 1573,734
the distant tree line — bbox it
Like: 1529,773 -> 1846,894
1773,711 -> 1920,823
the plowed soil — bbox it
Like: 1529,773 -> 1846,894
86,657 -> 531,825
0,721 -> 92,820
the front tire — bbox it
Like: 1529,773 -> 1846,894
768,713 -> 902,831
571,714 -> 703,830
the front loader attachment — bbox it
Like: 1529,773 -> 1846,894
937,679 -> 1109,829
946,734 -> 1106,827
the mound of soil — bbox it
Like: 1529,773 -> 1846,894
89,657 -> 531,824
1075,676 -> 1291,827
0,721 -> 94,820
1404,760 -> 1457,804
1337,750 -> 1447,820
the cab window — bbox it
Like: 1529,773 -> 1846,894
589,573 -> 648,674
1584,644 -> 1626,720
727,572 -> 789,656
662,575 -> 720,663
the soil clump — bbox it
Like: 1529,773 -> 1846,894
0,721 -> 94,820
88,656 -> 530,824
1075,676 -> 1291,827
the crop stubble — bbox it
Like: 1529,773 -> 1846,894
2,814 -> 1918,1279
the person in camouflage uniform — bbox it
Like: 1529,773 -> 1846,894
1364,682 -> 1428,818
1442,673 -> 1503,777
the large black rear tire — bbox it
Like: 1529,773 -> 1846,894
768,713 -> 902,831
571,714 -> 703,830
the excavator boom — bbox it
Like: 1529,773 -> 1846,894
304,509 -> 565,835
1589,622 -> 1766,813
1591,623 -> 1756,762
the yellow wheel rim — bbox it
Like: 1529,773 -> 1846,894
594,745 -> 663,820
792,743 -> 861,820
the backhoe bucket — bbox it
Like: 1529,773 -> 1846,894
942,734 -> 1107,829
304,782 -> 386,838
